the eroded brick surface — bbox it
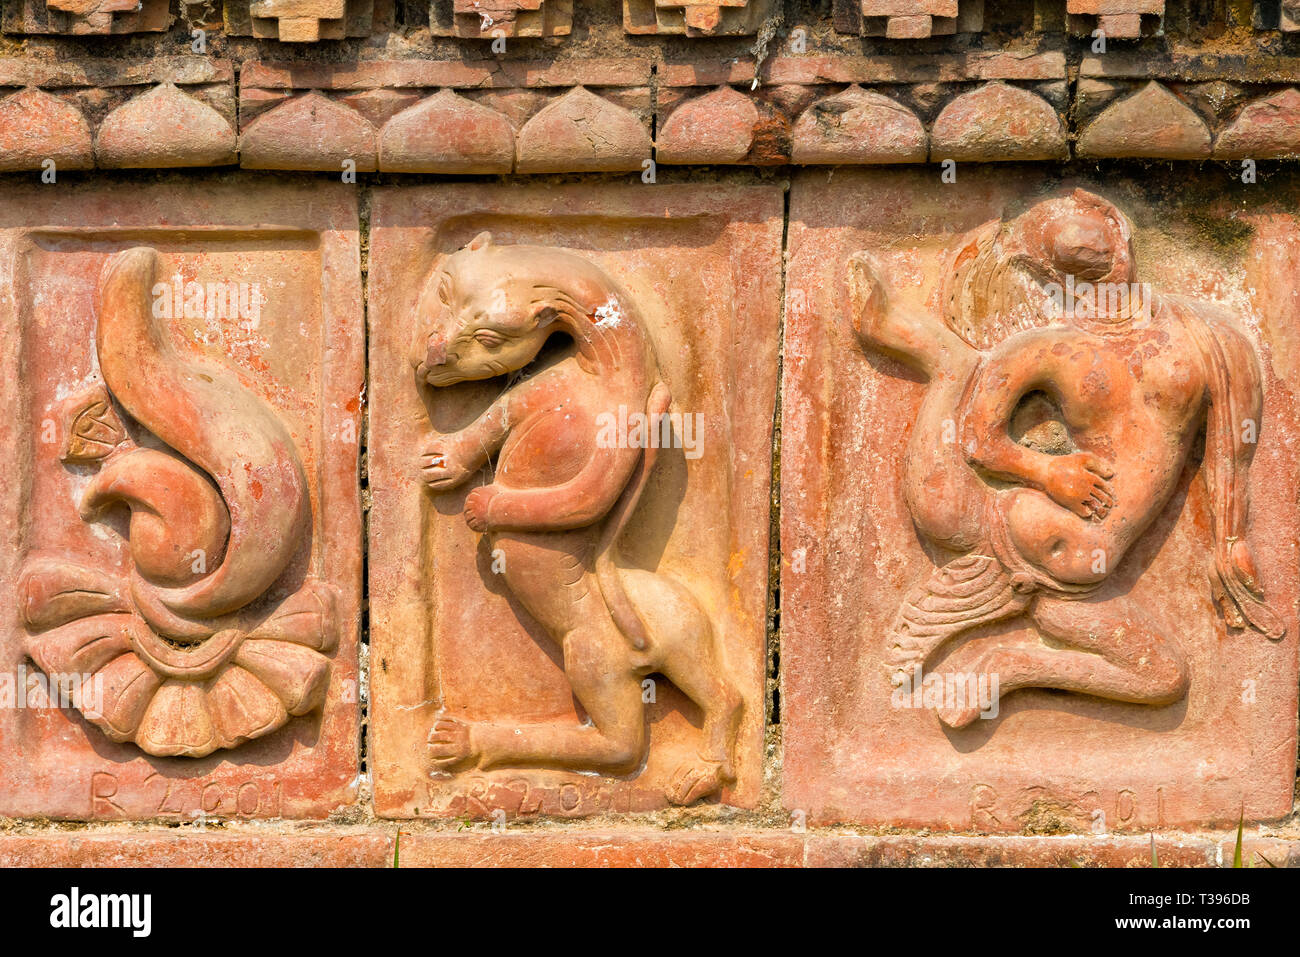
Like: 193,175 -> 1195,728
238,60 -> 651,173
0,58 -> 235,171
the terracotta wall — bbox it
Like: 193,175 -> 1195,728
2,0 -> 1299,867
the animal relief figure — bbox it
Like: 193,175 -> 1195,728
849,190 -> 1284,728
413,232 -> 742,805
19,247 -> 339,757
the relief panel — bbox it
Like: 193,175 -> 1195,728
368,184 -> 782,819
782,167 -> 1300,830
0,184 -> 363,819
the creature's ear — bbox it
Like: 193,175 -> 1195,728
465,231 -> 493,252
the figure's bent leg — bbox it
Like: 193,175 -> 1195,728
931,592 -> 1188,728
621,568 -> 742,804
431,612 -> 649,775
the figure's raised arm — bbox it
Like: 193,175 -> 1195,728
419,394 -> 513,491
846,252 -> 970,376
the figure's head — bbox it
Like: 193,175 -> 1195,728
1045,190 -> 1135,285
942,189 -> 1141,349
409,232 -> 560,387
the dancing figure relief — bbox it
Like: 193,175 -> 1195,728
848,190 -> 1284,728
20,247 -> 339,757
413,233 -> 741,806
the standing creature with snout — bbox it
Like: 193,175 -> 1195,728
411,232 -> 742,806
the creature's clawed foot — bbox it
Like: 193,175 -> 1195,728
418,432 -> 480,491
428,716 -> 481,772
666,756 -> 730,806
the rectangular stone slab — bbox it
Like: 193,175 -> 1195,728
782,166 -> 1300,831
0,183 -> 363,820
368,183 -> 782,819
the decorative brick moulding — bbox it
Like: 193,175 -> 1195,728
624,0 -> 779,34
238,60 -> 652,173
657,54 -> 1066,165
831,0 -> 985,38
367,183 -> 782,819
4,0 -> 171,34
0,183 -> 364,819
0,58 -> 236,172
783,166 -> 1300,830
1065,0 -> 1163,39
1077,54 -> 1300,160
430,0 -> 572,37
224,0 -> 393,41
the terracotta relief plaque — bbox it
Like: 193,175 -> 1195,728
368,184 -> 782,819
782,167 -> 1300,830
0,184 -> 363,819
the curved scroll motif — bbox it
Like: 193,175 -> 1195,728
412,233 -> 742,806
848,189 -> 1283,729
19,246 -> 337,758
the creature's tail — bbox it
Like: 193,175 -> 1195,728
86,247 -> 309,638
595,381 -> 672,651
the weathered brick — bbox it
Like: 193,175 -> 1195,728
240,92 -> 377,171
1214,88 -> 1300,159
514,87 -> 650,173
378,91 -> 515,174
1077,81 -> 1212,159
791,86 -> 927,164
0,88 -> 93,172
930,82 -> 1067,161
96,84 -> 236,169
657,86 -> 760,165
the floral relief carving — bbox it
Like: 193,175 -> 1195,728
19,247 -> 338,758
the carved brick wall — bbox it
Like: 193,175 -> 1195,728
2,0 -> 1300,869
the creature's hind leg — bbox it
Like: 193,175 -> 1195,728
657,626 -> 742,805
432,611 -> 649,775
622,569 -> 742,805
931,592 -> 1189,729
